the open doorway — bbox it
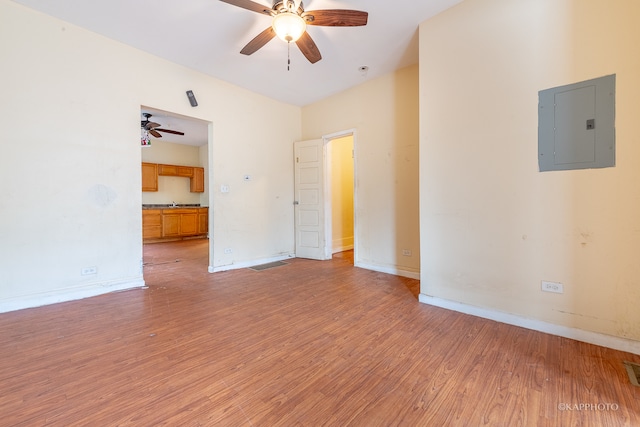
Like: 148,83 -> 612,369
326,131 -> 355,264
140,106 -> 211,270
327,134 -> 354,260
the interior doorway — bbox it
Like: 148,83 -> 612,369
140,106 -> 212,270
327,134 -> 354,260
293,130 -> 356,263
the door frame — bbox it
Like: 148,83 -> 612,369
139,105 -> 213,271
323,129 -> 357,263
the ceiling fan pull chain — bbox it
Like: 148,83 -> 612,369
287,41 -> 291,71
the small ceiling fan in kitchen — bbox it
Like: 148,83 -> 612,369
141,113 -> 185,138
219,0 -> 368,65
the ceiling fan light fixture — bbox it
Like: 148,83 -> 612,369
272,12 -> 306,43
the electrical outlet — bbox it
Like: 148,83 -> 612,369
224,248 -> 232,254
402,249 -> 412,256
541,280 -> 563,294
81,266 -> 98,276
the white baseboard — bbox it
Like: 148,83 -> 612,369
209,253 -> 294,273
419,294 -> 640,355
0,277 -> 146,314
332,244 -> 354,254
356,262 -> 420,280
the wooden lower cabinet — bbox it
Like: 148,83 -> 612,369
198,208 -> 208,234
162,213 -> 181,237
143,207 -> 208,242
179,212 -> 198,235
142,209 -> 162,239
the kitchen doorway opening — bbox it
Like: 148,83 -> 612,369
140,106 -> 212,271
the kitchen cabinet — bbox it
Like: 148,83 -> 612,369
158,164 -> 193,177
178,210 -> 198,235
141,162 -> 204,193
161,208 -> 198,237
143,207 -> 208,242
162,212 -> 181,237
141,163 -> 158,192
198,207 -> 208,234
142,209 -> 162,239
191,167 -> 205,193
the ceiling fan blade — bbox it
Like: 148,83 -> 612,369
156,128 -> 185,136
149,129 -> 162,138
296,31 -> 322,64
302,10 -> 368,27
240,27 -> 276,55
219,0 -> 272,16
145,121 -> 161,129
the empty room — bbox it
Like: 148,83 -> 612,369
1,0 -> 640,425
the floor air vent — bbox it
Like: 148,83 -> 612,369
623,361 -> 640,386
249,261 -> 288,271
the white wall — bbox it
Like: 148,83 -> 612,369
419,0 -> 640,347
0,1 -> 300,311
302,65 -> 420,278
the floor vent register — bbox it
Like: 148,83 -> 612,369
623,361 -> 640,387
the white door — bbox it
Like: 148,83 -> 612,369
294,139 -> 329,260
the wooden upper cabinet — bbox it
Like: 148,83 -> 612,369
158,164 -> 193,177
190,167 -> 205,193
141,163 -> 158,192
142,163 -> 203,193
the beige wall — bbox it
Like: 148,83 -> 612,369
141,140 -> 205,206
302,65 -> 420,277
330,136 -> 354,253
419,0 -> 640,344
0,0 -> 300,310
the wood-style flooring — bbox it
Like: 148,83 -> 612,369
1,239 -> 639,426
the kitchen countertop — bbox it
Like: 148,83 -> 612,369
142,204 -> 207,209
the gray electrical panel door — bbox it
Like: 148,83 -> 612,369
538,74 -> 615,172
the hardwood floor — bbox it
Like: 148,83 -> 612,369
1,239 -> 639,426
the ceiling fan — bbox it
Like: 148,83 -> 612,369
141,113 -> 185,138
219,0 -> 368,64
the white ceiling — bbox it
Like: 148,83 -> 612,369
12,0 -> 462,108
13,0 -> 462,146
141,107 -> 210,146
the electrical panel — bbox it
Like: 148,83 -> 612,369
538,75 -> 615,172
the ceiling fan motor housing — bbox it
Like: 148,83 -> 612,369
274,0 -> 304,14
